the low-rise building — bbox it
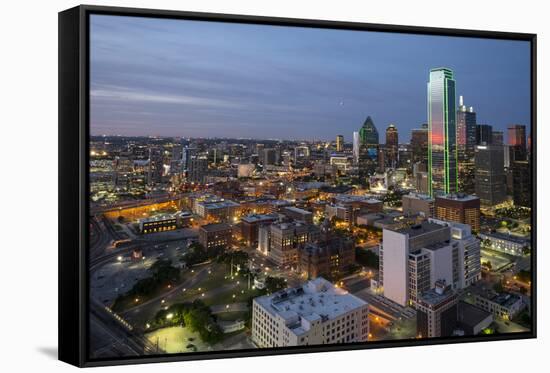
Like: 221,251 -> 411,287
139,214 -> 178,234
402,193 -> 435,218
193,195 -> 240,221
478,231 -> 530,257
283,206 -> 313,223
415,280 -> 459,338
326,195 -> 383,225
473,291 -> 524,320
456,301 -> 493,336
241,214 -> 279,246
252,277 -> 369,347
198,223 -> 232,252
266,221 -> 320,267
299,237 -> 355,279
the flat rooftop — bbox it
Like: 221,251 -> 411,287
241,213 -> 279,223
458,301 -> 492,327
393,221 -> 447,237
284,206 -> 312,215
436,193 -> 480,202
418,287 -> 455,306
403,193 -> 434,202
479,231 -> 530,244
334,194 -> 382,204
255,278 -> 367,334
200,223 -> 232,232
201,200 -> 240,209
140,214 -> 177,223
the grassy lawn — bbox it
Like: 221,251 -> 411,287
173,263 -> 261,307
145,326 -> 208,353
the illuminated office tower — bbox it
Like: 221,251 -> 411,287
358,116 -> 379,175
336,134 -> 344,152
352,131 -> 360,164
508,124 -> 527,162
456,96 -> 477,161
492,131 -> 504,145
475,145 -> 506,206
428,68 -> 457,196
476,124 -> 493,145
147,147 -> 164,185
385,124 -> 399,169
411,123 -> 429,165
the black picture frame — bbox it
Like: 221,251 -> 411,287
58,4 -> 537,368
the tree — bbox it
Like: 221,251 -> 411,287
493,281 -> 504,293
264,276 -> 287,294
355,248 -> 379,269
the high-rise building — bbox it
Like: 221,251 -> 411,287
476,124 -> 493,145
411,124 -> 429,166
428,68 -> 457,196
261,148 -> 277,165
182,146 -> 197,173
352,131 -> 360,164
170,144 -> 183,175
475,145 -> 506,206
435,194 -> 480,232
398,144 -> 413,169
456,96 -> 477,161
251,277 -> 369,347
188,156 -> 208,183
492,131 -> 504,145
508,124 -> 527,162
336,134 -> 344,152
379,219 -> 480,307
147,147 -> 164,185
385,124 -> 399,169
512,160 -> 531,207
358,116 -> 379,175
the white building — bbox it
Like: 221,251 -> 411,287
478,231 -> 530,257
252,277 -> 369,347
380,219 -> 481,307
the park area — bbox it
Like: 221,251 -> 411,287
145,326 -> 208,353
171,262 -> 263,309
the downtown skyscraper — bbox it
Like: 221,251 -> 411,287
456,95 -> 477,161
385,124 -> 399,169
428,67 -> 458,196
357,116 -> 379,175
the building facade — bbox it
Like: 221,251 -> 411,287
252,278 -> 369,347
198,223 -> 232,251
428,68 -> 458,196
435,194 -> 480,232
475,145 -> 506,206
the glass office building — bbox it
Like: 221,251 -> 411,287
428,68 -> 458,196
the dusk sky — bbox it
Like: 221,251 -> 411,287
90,15 -> 531,142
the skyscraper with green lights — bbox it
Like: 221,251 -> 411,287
428,68 -> 457,196
357,116 -> 379,175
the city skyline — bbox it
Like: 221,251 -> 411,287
86,14 -> 533,358
90,15 -> 531,142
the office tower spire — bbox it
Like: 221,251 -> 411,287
428,67 -> 458,196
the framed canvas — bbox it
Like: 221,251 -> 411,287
58,5 -> 536,367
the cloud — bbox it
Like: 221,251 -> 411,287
90,84 -> 243,109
